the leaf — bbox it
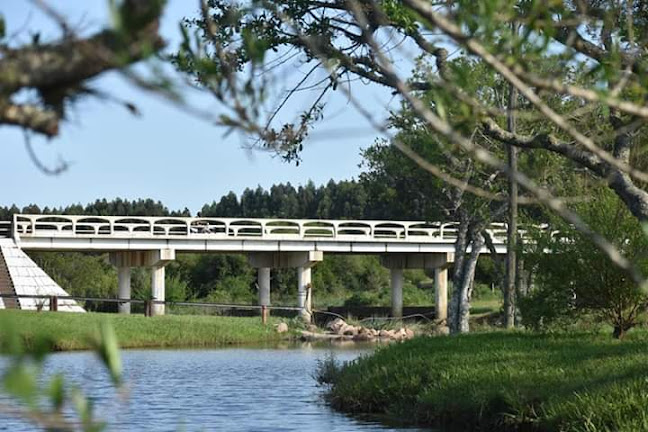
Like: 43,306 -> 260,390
3,365 -> 37,405
48,373 -> 66,412
89,321 -> 122,386
0,14 -> 5,39
72,388 -> 106,431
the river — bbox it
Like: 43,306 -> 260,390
0,343 -> 421,431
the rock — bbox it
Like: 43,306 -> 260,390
379,329 -> 394,338
276,322 -> 289,333
306,324 -> 319,333
405,328 -> 415,339
392,328 -> 407,340
335,324 -> 348,335
327,318 -> 347,333
353,332 -> 374,341
300,330 -> 348,341
341,325 -> 359,336
434,326 -> 450,336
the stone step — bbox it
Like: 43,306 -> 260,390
0,248 -> 20,309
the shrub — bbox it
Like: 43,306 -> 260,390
523,189 -> 648,338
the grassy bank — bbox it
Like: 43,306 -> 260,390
0,310 -> 287,351
321,331 -> 648,431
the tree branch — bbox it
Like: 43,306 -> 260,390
481,118 -> 604,174
0,103 -> 59,137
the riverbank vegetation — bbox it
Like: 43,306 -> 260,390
318,332 -> 648,431
0,310 -> 285,350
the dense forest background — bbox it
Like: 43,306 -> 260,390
0,180 -> 496,311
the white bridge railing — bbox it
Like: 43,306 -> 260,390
13,214 -> 515,243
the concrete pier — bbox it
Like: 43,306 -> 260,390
117,266 -> 131,314
434,267 -> 448,322
297,266 -> 312,322
249,251 -> 323,323
151,265 -> 165,316
110,249 -> 175,316
381,253 -> 454,320
390,268 -> 404,318
258,267 -> 271,307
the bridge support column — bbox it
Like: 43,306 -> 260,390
249,251 -> 323,323
390,268 -> 403,318
381,253 -> 454,320
148,249 -> 175,316
151,265 -> 165,316
434,267 -> 448,322
258,267 -> 271,309
297,266 -> 312,323
117,267 -> 131,314
110,250 -> 175,317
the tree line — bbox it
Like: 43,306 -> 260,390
0,179 -> 440,223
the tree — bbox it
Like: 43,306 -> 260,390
362,99 -> 507,332
175,0 -> 648,293
523,188 -> 648,339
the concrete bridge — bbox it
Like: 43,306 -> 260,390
3,214 -> 513,321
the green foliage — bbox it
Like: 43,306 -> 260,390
204,275 -> 255,304
314,353 -> 345,386
164,274 -> 188,303
322,331 -> 648,431
0,314 -> 123,431
523,188 -> 648,338
31,252 -> 117,306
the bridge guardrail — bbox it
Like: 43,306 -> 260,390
12,214 -> 515,243
0,221 -> 11,238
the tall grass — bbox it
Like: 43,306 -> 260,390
319,331 -> 648,431
0,310 -> 286,351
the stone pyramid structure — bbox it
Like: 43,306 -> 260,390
0,239 -> 85,312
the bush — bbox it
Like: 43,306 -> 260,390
523,189 -> 648,338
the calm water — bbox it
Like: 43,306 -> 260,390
0,344 -> 420,431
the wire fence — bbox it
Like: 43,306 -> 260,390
0,294 -> 436,325
0,293 -> 308,323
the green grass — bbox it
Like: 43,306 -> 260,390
320,331 -> 648,431
0,310 -> 287,351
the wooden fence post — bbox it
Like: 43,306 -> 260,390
144,300 -> 152,317
261,305 -> 268,325
50,296 -> 58,312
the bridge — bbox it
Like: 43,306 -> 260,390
1,214 -> 514,321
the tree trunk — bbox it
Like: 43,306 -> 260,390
449,215 -> 468,333
504,70 -> 518,329
449,221 -> 485,334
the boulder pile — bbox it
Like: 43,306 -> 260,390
300,318 -> 415,342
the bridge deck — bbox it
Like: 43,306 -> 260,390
12,214 -> 512,253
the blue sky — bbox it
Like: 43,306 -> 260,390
0,1 -> 397,213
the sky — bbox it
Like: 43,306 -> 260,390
0,1 -> 398,214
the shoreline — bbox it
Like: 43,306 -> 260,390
320,331 -> 648,431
